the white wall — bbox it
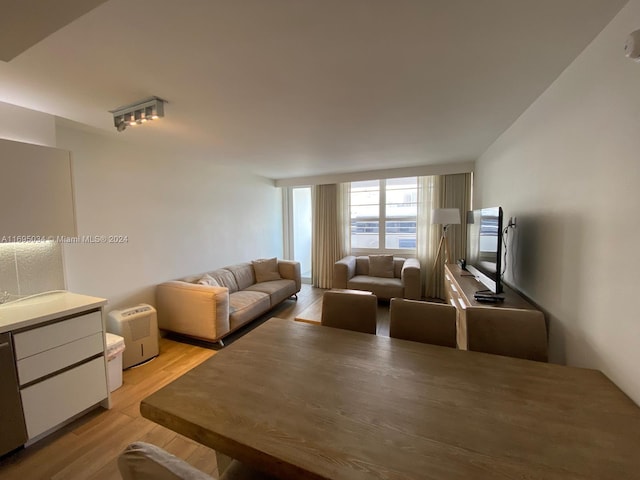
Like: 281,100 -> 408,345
475,0 -> 640,404
56,123 -> 283,309
0,101 -> 56,146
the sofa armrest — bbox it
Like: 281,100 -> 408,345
401,258 -> 422,300
278,260 -> 301,292
333,255 -> 356,289
156,281 -> 230,342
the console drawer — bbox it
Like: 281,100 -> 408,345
16,332 -> 104,386
13,310 -> 102,360
20,357 -> 107,439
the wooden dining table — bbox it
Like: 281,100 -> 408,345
140,317 -> 640,479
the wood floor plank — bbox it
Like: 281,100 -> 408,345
186,443 -> 219,476
1,412 -> 132,480
52,416 -> 155,480
138,423 -> 181,449
162,435 -> 201,461
0,284 -> 323,480
85,457 -> 121,480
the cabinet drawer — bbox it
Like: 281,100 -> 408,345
21,357 -> 107,440
14,311 -> 102,360
17,332 -> 104,386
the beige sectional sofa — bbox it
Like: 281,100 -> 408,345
156,258 -> 301,345
333,255 -> 421,300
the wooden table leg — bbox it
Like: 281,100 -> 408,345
216,451 -> 232,475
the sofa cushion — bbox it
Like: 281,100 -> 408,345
252,257 -> 282,283
246,279 -> 297,307
348,275 -> 403,300
228,291 -> 271,329
369,254 -> 394,278
196,274 -> 220,287
226,263 -> 256,290
355,256 -> 370,275
209,269 -> 239,293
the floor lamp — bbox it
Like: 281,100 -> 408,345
428,208 -> 461,298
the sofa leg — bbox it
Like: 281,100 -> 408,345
218,339 -> 225,347
293,293 -> 298,300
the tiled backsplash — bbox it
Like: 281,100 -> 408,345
0,242 -> 65,297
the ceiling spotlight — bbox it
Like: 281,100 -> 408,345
109,96 -> 166,132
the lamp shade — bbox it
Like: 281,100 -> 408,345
431,208 -> 461,225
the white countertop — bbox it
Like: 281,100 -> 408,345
0,291 -> 107,333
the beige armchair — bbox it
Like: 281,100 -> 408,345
321,290 -> 378,334
333,255 -> 421,300
389,298 -> 457,347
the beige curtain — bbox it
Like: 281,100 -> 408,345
311,184 -> 342,288
418,176 -> 443,299
337,182 -> 351,258
443,173 -> 472,265
416,176 -> 440,297
426,173 -> 472,299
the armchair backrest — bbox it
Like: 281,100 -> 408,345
355,256 -> 405,278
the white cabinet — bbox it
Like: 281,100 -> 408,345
16,331 -> 104,385
0,293 -> 109,443
21,357 -> 107,439
14,310 -> 102,362
14,310 -> 103,385
0,138 -> 77,239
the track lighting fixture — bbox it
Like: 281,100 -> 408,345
109,96 -> 166,132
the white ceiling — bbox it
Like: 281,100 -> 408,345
0,0 -> 627,180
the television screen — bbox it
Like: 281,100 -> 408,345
465,207 -> 503,294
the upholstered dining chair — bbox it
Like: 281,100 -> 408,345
465,307 -> 548,362
388,298 -> 457,347
118,442 -> 279,480
320,290 -> 378,334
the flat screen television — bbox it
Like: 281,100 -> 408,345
465,206 -> 503,294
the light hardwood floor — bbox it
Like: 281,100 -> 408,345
0,285 -> 394,479
0,285 -> 322,480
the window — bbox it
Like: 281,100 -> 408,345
350,177 -> 417,253
283,186 -> 312,282
292,187 -> 312,280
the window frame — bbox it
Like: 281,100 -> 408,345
283,186 -> 312,284
350,177 -> 417,257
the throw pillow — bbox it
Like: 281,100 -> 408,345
196,274 -> 220,287
369,254 -> 394,278
252,257 -> 282,282
210,269 -> 239,292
